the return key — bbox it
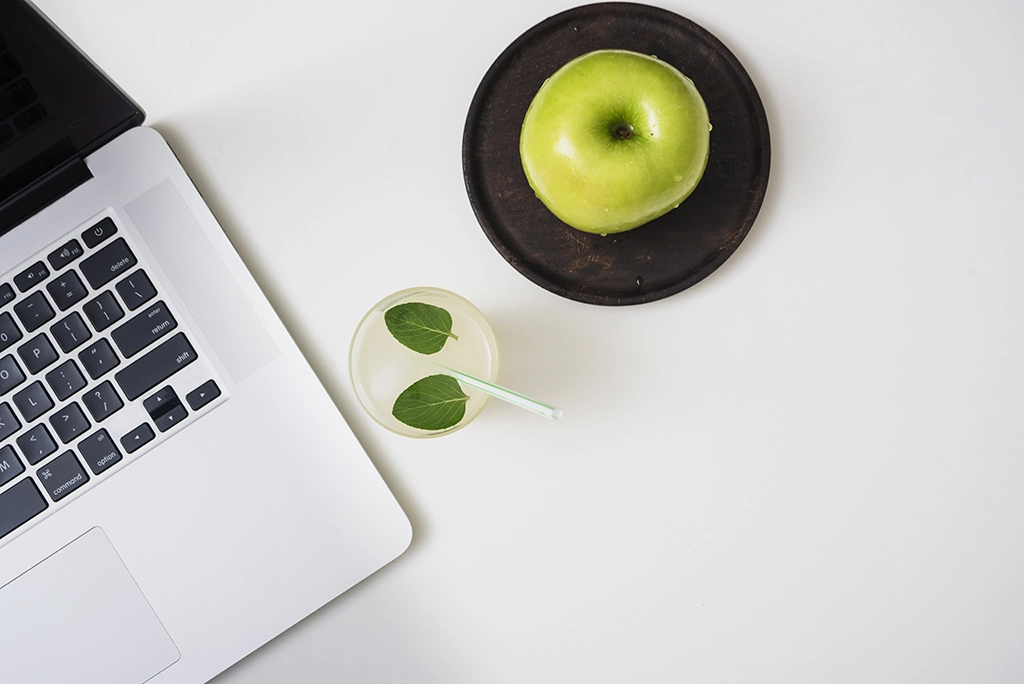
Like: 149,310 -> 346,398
111,301 -> 177,358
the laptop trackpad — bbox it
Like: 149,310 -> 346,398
0,527 -> 180,684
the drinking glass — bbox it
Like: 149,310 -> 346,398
349,287 -> 500,437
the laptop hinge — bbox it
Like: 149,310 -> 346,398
0,156 -> 93,238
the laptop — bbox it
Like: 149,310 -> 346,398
0,3 -> 412,682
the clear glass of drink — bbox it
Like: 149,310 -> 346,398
349,287 -> 500,438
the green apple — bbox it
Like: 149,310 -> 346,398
520,49 -> 711,235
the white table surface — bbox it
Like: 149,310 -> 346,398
36,0 -> 1024,681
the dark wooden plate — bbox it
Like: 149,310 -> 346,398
463,2 -> 770,305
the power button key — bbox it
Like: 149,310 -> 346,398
82,217 -> 117,249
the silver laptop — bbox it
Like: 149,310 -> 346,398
0,3 -> 411,682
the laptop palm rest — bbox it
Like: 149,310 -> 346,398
0,528 -> 179,683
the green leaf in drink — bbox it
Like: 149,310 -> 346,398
392,374 -> 470,431
384,302 -> 458,355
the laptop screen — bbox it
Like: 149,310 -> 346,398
0,0 -> 143,237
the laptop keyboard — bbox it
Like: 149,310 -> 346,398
1,215 -> 225,543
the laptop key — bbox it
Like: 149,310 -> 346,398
47,239 -> 85,271
0,355 -> 26,395
144,386 -> 187,433
112,301 -> 176,358
0,283 -> 14,308
0,479 -> 47,541
49,403 -> 90,444
45,360 -> 87,402
82,381 -> 123,423
82,217 -> 117,249
81,238 -> 137,289
156,404 -> 186,432
0,311 -> 22,352
37,451 -> 89,502
0,403 -> 19,440
0,402 -> 21,441
13,291 -> 55,332
17,333 -> 58,374
0,445 -> 24,487
186,379 -> 221,411
115,270 -> 157,311
46,271 -> 88,312
78,339 -> 120,380
121,423 -> 155,454
13,381 -> 53,423
115,333 -> 197,401
82,291 -> 124,332
50,312 -> 92,353
13,261 -> 48,293
17,424 -> 58,465
79,429 -> 122,476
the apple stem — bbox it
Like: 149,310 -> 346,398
612,123 -> 634,140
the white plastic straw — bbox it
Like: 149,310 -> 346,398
434,365 -> 563,420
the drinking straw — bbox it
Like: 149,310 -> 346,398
434,364 -> 563,420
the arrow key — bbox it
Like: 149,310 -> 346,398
120,423 -> 155,454
143,385 -> 187,433
154,404 -> 187,433
186,379 -> 220,411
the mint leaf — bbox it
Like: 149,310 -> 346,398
392,374 -> 469,431
384,302 -> 458,355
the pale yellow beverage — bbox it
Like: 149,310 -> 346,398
349,288 -> 500,437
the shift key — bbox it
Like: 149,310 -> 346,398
115,333 -> 197,401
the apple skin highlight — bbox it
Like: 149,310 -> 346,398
520,50 -> 711,235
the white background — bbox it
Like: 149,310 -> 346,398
36,0 -> 1024,681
